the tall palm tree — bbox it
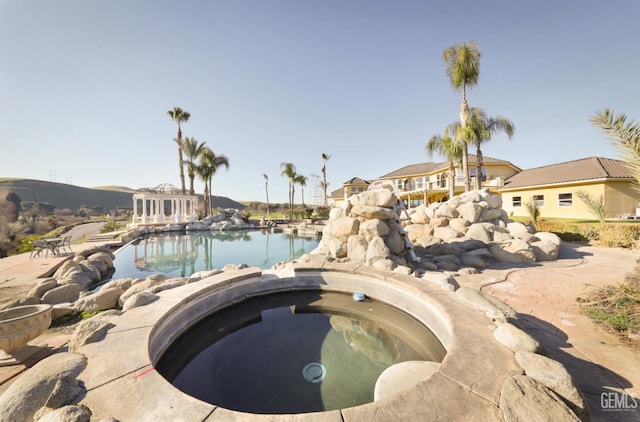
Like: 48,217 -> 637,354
263,173 -> 270,218
426,124 -> 463,200
197,148 -> 230,215
182,137 -> 206,195
167,107 -> 191,193
321,153 -> 331,207
280,162 -> 297,220
590,109 -> 640,193
466,107 -> 515,190
295,174 -> 308,209
442,41 -> 481,192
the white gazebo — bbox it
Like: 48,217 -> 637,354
129,183 -> 198,228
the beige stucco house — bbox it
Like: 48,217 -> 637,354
331,155 -> 521,208
500,157 -> 639,219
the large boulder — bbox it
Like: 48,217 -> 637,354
350,205 -> 397,220
366,237 -> 389,264
358,219 -> 389,239
384,230 -> 406,255
0,352 -> 87,422
489,240 -> 536,263
433,226 -> 462,242
331,216 -> 360,238
74,287 -> 124,313
493,322 -> 543,353
531,240 -> 560,261
515,352 -> 589,421
355,189 -> 397,207
121,292 -> 159,312
500,374 -> 581,422
41,284 -> 84,305
68,311 -> 121,352
326,237 -> 347,258
35,405 -> 92,422
28,278 -> 59,300
466,223 -> 493,243
456,201 -> 482,224
347,235 -> 369,263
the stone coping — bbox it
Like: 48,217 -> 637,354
76,263 -> 520,421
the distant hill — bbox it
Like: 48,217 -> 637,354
0,178 -> 244,211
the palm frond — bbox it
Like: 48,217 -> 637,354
590,109 -> 640,193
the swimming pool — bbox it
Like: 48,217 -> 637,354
108,230 -> 320,280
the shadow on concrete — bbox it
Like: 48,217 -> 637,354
519,313 -> 636,422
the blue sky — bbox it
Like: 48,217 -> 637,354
1,1 -> 639,204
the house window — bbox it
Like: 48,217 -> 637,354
558,193 -> 572,206
533,195 -> 544,207
396,180 -> 403,190
512,196 -> 522,207
417,178 -> 423,189
438,173 -> 447,188
470,168 -> 487,182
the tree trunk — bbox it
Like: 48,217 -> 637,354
265,182 -> 270,218
475,147 -> 483,191
448,161 -> 456,200
203,181 -> 210,217
459,92 -> 470,193
208,176 -> 213,215
322,167 -> 328,207
178,126 -> 186,194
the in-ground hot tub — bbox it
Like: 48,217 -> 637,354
155,289 -> 446,413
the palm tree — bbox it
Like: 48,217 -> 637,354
280,162 -> 297,220
426,124 -> 463,200
263,173 -> 270,218
295,174 -> 308,209
167,107 -> 191,193
182,137 -> 206,195
590,109 -> 640,193
321,153 -> 331,207
197,147 -> 230,215
466,107 -> 515,190
442,41 -> 481,192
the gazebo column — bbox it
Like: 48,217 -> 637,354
141,199 -> 148,224
132,197 -> 138,225
158,198 -> 165,224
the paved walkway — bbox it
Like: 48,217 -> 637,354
478,243 -> 640,422
0,238 -> 639,420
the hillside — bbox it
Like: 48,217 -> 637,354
0,179 -> 244,211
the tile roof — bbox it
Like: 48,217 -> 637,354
501,157 -> 634,190
378,155 -> 519,178
343,177 -> 370,185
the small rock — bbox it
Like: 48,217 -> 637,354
493,322 -> 543,353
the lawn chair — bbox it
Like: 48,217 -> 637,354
58,235 -> 73,255
29,240 -> 47,259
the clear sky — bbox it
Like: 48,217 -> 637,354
1,1 -> 639,204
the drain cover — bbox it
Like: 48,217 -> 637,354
302,362 -> 326,383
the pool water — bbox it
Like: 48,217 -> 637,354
156,290 -> 446,414
108,230 -> 320,280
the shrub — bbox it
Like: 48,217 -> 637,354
536,221 -> 600,242
315,206 -> 330,219
101,220 -> 119,233
599,223 -> 640,248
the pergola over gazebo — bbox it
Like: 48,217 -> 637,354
129,183 -> 198,228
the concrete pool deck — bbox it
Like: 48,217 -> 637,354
0,239 -> 638,420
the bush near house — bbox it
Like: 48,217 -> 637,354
535,220 -> 640,248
